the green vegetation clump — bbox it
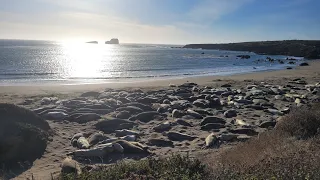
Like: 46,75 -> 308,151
59,155 -> 209,180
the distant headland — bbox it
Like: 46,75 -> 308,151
183,40 -> 320,59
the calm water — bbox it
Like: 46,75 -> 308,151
0,39 -> 301,85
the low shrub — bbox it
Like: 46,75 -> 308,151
275,105 -> 320,139
59,154 -> 209,180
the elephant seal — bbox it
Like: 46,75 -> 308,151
205,133 -> 218,148
71,133 -> 84,147
120,135 -> 137,142
77,137 -> 90,149
166,132 -> 197,141
71,143 -> 114,158
112,143 -> 124,153
68,142 -> 124,158
115,129 -> 140,137
112,140 -> 150,154
89,132 -> 107,146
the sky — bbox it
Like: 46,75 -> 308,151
0,0 -> 320,44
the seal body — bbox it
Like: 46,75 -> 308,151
77,137 -> 90,149
205,133 -> 218,147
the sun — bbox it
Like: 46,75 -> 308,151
61,42 -> 111,78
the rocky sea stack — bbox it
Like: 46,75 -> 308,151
105,38 -> 119,44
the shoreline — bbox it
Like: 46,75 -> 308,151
0,60 -> 319,95
0,61 -> 295,86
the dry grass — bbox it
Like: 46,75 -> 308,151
275,104 -> 320,139
205,104 -> 320,179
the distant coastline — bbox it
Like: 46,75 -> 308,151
183,40 -> 320,59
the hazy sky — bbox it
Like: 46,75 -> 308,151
1,0 -> 320,44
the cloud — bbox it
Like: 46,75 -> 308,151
0,8 -> 269,44
2,0 -> 317,44
187,0 -> 254,22
0,10 -> 198,44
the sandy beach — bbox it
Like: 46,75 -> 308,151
2,60 -> 319,180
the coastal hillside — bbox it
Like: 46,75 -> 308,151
183,40 -> 320,59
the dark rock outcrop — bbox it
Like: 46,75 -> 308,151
236,55 -> 251,59
299,62 -> 309,66
0,104 -> 50,167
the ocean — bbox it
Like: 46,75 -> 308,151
0,39 -> 302,85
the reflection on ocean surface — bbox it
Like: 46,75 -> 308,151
0,40 -> 301,84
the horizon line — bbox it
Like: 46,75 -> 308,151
1,38 -> 320,46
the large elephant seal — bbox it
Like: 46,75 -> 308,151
70,143 -> 114,158
112,140 -> 150,154
68,142 -> 124,158
89,132 -> 108,146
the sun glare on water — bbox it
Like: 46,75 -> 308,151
61,42 -> 113,79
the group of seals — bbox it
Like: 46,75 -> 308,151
67,132 -> 150,160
